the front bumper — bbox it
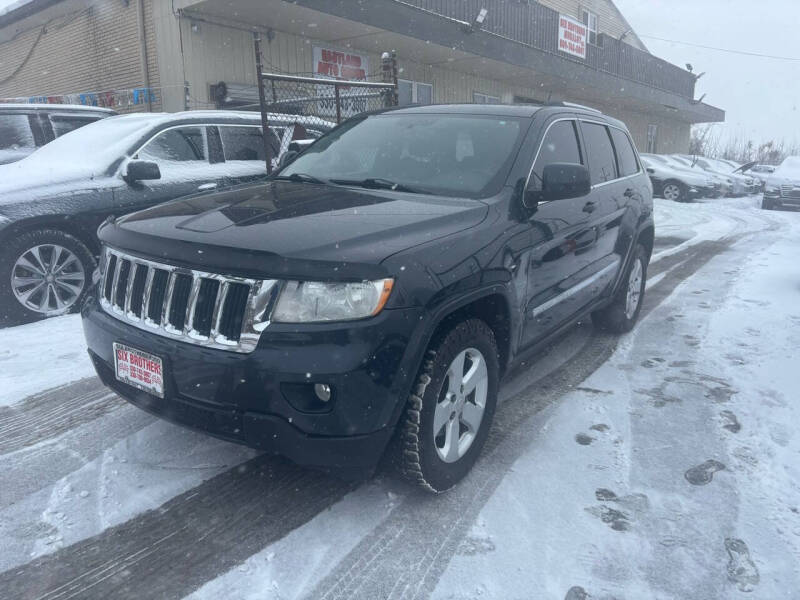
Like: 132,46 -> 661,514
766,191 -> 800,208
82,295 -> 424,470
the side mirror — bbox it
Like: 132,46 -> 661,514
527,163 -> 591,205
124,160 -> 161,183
277,149 -> 299,170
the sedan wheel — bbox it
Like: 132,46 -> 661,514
1,229 -> 95,324
12,244 -> 86,315
663,183 -> 683,201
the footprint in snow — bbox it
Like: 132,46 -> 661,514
720,410 -> 741,433
685,459 -> 726,485
589,423 -> 609,432
575,433 -> 595,445
564,586 -> 590,600
725,538 -> 760,592
585,505 -> 630,531
640,357 -> 665,368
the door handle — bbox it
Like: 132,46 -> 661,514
198,182 -> 218,191
582,201 -> 596,213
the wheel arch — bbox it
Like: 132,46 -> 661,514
0,216 -> 100,256
424,289 -> 513,378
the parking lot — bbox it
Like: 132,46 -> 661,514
1,194 -> 798,599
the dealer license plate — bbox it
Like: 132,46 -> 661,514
113,342 -> 164,398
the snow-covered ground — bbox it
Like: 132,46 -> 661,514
0,195 -> 798,599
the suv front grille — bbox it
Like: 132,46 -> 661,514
98,248 -> 278,353
780,184 -> 800,198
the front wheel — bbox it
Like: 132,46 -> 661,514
761,197 -> 775,210
591,244 -> 648,333
0,229 -> 96,325
394,319 -> 499,493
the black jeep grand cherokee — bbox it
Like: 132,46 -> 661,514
82,104 -> 653,492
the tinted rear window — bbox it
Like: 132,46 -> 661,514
610,128 -> 639,177
582,122 -> 618,184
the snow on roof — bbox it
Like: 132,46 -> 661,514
776,156 -> 800,176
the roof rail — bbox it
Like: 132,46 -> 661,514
546,101 -> 602,114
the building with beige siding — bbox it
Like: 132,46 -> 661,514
1,0 -> 724,153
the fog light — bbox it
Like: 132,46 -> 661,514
314,383 -> 332,402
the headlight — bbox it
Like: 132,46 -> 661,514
272,278 -> 394,323
765,184 -> 779,193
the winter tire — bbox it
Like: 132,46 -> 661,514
591,243 -> 647,333
662,180 -> 686,202
0,229 -> 96,325
761,197 -> 774,210
394,319 -> 499,493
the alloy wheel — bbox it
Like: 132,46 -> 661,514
663,183 -> 681,201
625,257 -> 643,319
433,347 -> 489,463
11,244 -> 86,315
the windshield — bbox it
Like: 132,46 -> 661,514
18,115 -> 151,172
280,113 -> 525,197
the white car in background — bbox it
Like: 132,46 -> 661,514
680,155 -> 757,196
663,154 -> 732,197
640,153 -> 719,202
762,156 -> 800,210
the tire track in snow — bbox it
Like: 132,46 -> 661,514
0,378 -> 121,456
0,456 -> 356,600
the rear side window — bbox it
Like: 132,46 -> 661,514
610,128 -> 639,177
582,122 -> 618,184
529,120 -> 582,192
139,126 -> 208,162
0,114 -> 35,150
50,115 -> 100,138
220,126 -> 268,161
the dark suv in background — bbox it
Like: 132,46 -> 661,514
0,103 -> 116,165
82,104 -> 654,492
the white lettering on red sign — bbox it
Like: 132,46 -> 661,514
558,14 -> 587,59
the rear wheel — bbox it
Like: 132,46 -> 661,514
0,229 -> 95,325
662,180 -> 686,202
591,244 -> 647,333
394,319 -> 499,493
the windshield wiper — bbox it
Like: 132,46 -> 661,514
330,178 -> 425,194
272,172 -> 329,185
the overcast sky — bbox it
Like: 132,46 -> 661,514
615,0 -> 800,145
2,0 -> 797,144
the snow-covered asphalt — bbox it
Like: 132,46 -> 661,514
0,196 -> 798,599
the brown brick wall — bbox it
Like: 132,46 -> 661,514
0,0 -> 160,112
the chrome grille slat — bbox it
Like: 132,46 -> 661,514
97,248 -> 277,353
161,272 -> 178,332
184,275 -> 203,336
123,261 -> 138,316
210,281 -> 230,342
109,257 -> 123,313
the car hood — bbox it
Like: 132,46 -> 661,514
0,160 -> 110,204
100,180 -> 490,280
0,148 -> 34,166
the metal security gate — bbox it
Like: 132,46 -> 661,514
253,34 -> 398,173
